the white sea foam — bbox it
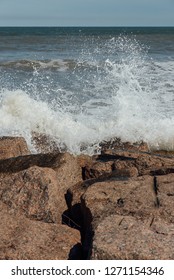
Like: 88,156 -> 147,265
0,36 -> 174,154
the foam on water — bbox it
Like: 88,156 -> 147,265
0,59 -> 73,71
0,36 -> 174,154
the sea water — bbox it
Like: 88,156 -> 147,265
0,27 -> 174,154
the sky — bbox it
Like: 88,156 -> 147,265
0,0 -> 174,27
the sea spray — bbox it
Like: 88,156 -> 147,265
0,35 -> 174,154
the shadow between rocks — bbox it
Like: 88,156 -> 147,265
62,203 -> 93,260
68,243 -> 83,260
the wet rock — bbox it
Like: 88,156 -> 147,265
79,154 -> 138,181
77,142 -> 174,181
77,140 -> 149,181
31,132 -> 61,153
0,136 -> 30,160
92,215 -> 174,260
100,138 -> 149,153
0,202 -> 81,260
100,150 -> 174,177
0,166 -> 67,223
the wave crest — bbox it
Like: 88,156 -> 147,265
0,36 -> 174,154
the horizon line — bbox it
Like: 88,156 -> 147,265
0,25 -> 174,27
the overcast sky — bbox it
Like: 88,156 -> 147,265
0,0 -> 174,26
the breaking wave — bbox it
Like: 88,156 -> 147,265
0,36 -> 174,154
0,59 -> 76,71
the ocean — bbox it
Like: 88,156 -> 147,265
0,27 -> 174,154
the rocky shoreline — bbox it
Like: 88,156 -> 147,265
0,136 -> 174,259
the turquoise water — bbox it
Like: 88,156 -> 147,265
0,27 -> 174,154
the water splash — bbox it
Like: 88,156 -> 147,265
0,36 -> 174,154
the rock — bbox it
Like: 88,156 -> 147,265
100,150 -> 174,177
52,152 -> 83,229
31,132 -> 61,153
0,136 -> 30,160
1,136 -> 174,260
79,154 -> 139,181
92,215 -> 174,260
77,154 -> 94,168
80,175 -> 159,258
134,154 -> 174,176
156,174 -> 174,223
77,144 -> 174,181
100,138 -> 149,153
82,160 -> 114,180
65,182 -> 87,211
54,152 -> 82,191
0,166 -> 67,223
81,176 -> 157,229
0,202 -> 81,260
81,172 -> 174,259
150,149 -> 174,157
